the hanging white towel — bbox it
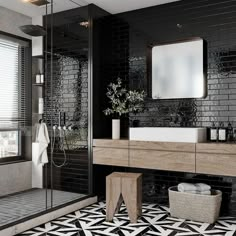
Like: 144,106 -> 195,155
35,122 -> 50,165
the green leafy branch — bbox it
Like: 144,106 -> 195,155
103,78 -> 146,118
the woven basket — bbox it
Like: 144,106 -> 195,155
169,186 -> 222,223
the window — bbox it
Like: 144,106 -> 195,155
0,34 -> 31,161
0,131 -> 19,158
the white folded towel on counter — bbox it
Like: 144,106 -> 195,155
178,183 -> 211,193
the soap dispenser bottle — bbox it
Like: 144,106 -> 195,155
218,122 -> 226,142
36,71 -> 41,84
210,122 -> 217,142
38,98 -> 44,114
227,122 -> 233,142
40,73 -> 44,83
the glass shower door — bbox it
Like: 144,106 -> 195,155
43,5 -> 90,209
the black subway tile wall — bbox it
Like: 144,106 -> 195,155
98,0 -> 236,129
127,0 -> 236,128
44,56 -> 89,194
94,0 -> 236,215
45,56 -> 88,148
43,6 -> 89,194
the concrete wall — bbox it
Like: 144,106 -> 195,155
0,6 -> 31,39
0,161 -> 32,196
32,16 -> 43,56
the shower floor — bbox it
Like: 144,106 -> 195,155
0,188 -> 85,227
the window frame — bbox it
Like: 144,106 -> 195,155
0,31 -> 31,163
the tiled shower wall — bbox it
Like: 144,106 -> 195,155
44,55 -> 89,194
45,56 -> 88,149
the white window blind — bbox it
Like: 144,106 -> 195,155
0,35 -> 30,159
0,36 -> 30,129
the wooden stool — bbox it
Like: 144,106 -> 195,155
106,172 -> 142,223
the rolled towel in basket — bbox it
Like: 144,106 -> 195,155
178,183 -> 197,192
195,183 -> 211,192
178,183 -> 211,192
186,190 -> 211,195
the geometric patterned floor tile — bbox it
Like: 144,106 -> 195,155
17,201 -> 236,236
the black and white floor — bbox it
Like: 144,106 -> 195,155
18,202 -> 236,236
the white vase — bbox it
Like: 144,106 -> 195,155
112,119 -> 120,140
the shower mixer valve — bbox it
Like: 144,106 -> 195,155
52,124 -> 73,131
52,112 -> 73,131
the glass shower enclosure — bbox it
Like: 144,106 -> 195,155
0,4 -> 94,230
42,4 -> 91,209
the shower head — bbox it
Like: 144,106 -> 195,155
19,25 -> 46,37
23,0 -> 50,6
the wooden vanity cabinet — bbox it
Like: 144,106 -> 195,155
93,139 -> 236,177
196,143 -> 236,176
93,139 -> 195,173
93,139 -> 129,167
129,141 -> 195,172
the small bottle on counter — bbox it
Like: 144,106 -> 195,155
218,122 -> 227,142
40,73 -> 44,83
210,122 -> 217,142
233,129 -> 236,142
36,72 -> 41,84
38,98 -> 44,114
227,122 -> 233,142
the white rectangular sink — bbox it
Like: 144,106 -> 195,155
129,127 -> 207,143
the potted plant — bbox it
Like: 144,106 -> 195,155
127,90 -> 146,127
103,78 -> 129,139
104,78 -> 146,139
